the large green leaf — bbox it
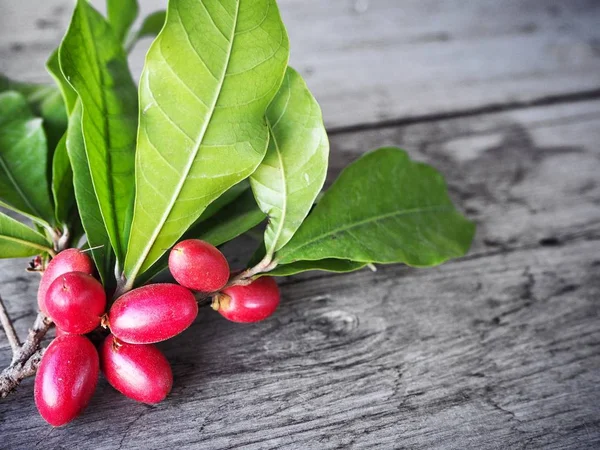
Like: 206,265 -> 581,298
107,0 -> 139,43
59,0 -> 137,264
250,67 -> 328,258
123,0 -> 289,287
65,101 -> 115,285
0,92 -> 55,225
125,10 -> 166,51
0,211 -> 54,258
275,147 -> 475,267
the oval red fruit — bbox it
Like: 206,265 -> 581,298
38,249 -> 95,315
215,276 -> 280,323
168,239 -> 230,292
34,335 -> 99,426
45,272 -> 106,334
108,284 -> 198,344
100,335 -> 172,404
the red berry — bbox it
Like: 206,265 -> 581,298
34,335 -> 99,426
100,335 -> 172,404
108,284 -> 198,344
168,239 -> 230,292
38,249 -> 95,315
45,272 -> 106,334
215,276 -> 280,323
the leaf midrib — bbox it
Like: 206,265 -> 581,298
127,1 -> 241,283
277,204 -> 456,262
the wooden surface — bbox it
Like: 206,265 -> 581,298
1,1 -> 600,449
2,0 -> 600,128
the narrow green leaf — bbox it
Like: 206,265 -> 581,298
196,180 -> 250,224
59,0 -> 137,263
276,147 -> 475,267
267,259 -> 366,277
0,211 -> 54,258
194,188 -> 266,246
65,101 -> 115,285
51,134 -> 75,225
0,92 -> 55,224
107,0 -> 139,43
47,50 -> 77,226
46,49 -> 77,114
250,67 -> 328,257
125,10 -> 166,51
124,0 -> 289,286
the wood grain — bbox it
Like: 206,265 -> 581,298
1,0 -> 599,128
0,98 -> 599,448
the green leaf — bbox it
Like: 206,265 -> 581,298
51,134 -> 75,225
196,180 -> 249,224
123,0 -> 289,286
267,259 -> 366,277
0,211 -> 54,258
250,67 -> 328,258
47,51 -> 77,227
125,10 -> 166,51
0,74 -> 68,155
0,92 -> 55,225
137,10 -> 166,38
65,101 -> 115,285
0,91 -> 30,125
107,0 -> 139,43
59,0 -> 137,264
275,147 -> 475,267
194,188 -> 266,246
0,75 -> 52,101
46,49 -> 77,114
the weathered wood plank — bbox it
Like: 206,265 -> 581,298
0,99 -> 599,448
0,239 -> 598,448
1,0 -> 599,128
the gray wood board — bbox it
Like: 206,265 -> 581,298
1,0 -> 600,128
0,99 -> 599,448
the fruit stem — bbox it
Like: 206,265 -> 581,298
54,225 -> 71,253
226,255 -> 278,288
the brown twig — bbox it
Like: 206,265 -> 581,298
0,295 -> 21,360
0,307 -> 51,398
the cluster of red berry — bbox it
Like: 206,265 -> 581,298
33,240 -> 281,426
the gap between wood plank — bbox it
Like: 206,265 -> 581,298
328,88 -> 600,136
